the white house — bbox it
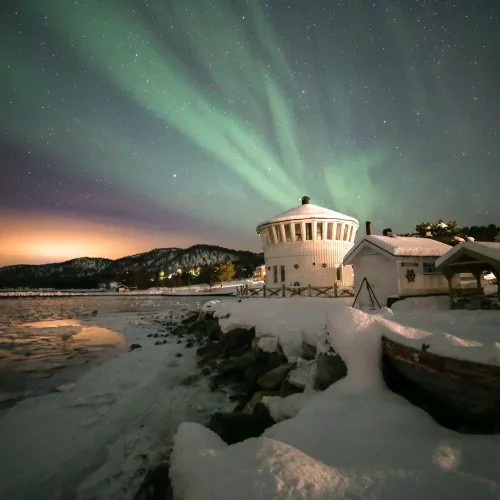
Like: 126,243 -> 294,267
343,224 -> 453,307
252,265 -> 266,280
256,196 -> 359,287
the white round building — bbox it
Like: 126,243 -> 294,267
256,196 -> 359,287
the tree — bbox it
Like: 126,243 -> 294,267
412,220 -> 470,246
215,262 -> 236,286
198,265 -> 218,290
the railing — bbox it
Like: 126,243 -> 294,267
236,284 -> 354,298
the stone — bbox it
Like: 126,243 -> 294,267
257,363 -> 294,391
196,341 -> 222,359
207,404 -> 275,445
180,374 -> 201,386
222,327 -> 255,354
185,341 -> 194,348
241,351 -> 286,392
301,341 -> 317,360
279,379 -> 304,398
133,462 -> 173,500
130,344 -> 142,350
314,351 -> 347,390
215,350 -> 258,379
175,352 -> 183,358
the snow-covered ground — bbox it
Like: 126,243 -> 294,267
170,297 -> 500,499
0,297 -> 234,500
0,279 -> 254,297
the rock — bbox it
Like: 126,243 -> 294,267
91,310 -> 98,316
181,311 -> 199,325
279,379 -> 304,398
180,374 -> 201,386
185,341 -> 194,348
130,344 -> 142,351
242,351 -> 287,392
175,352 -> 183,358
207,403 -> 275,445
242,390 -> 279,413
301,341 -> 317,360
215,350 -> 258,379
196,341 -> 222,359
133,462 -> 173,500
257,363 -> 294,391
222,327 -> 255,354
314,351 -> 347,390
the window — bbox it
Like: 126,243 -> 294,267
316,222 -> 324,240
336,266 -> 343,281
273,265 -> 278,283
284,224 -> 292,242
280,265 -> 285,282
305,222 -> 312,240
294,223 -> 302,241
269,226 -> 276,244
327,222 -> 333,240
423,261 -> 439,274
343,224 -> 349,241
275,225 -> 283,243
335,223 -> 342,240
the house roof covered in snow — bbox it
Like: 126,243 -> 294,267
435,241 -> 500,270
343,235 -> 452,265
256,202 -> 358,231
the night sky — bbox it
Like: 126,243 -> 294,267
1,0 -> 498,266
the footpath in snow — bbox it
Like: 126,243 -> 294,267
170,297 -> 500,500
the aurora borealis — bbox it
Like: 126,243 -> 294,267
0,0 -> 498,265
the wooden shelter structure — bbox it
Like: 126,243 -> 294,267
435,241 -> 500,309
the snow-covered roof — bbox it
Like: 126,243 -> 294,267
436,241 -> 500,269
256,203 -> 358,230
343,235 -> 452,264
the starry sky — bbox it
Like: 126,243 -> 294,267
0,0 -> 498,266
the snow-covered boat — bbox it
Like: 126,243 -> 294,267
382,335 -> 500,430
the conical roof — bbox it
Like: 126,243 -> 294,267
256,202 -> 358,231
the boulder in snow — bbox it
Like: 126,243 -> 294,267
313,351 -> 347,391
257,363 -> 294,391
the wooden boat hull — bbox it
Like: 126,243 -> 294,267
382,336 -> 500,426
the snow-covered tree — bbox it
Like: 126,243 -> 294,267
413,220 -> 471,246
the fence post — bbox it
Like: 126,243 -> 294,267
263,284 -> 267,298
282,284 -> 285,297
308,284 -> 312,297
334,282 -> 338,297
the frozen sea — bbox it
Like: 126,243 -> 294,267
0,295 -> 234,500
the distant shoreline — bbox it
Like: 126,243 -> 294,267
0,291 -> 236,299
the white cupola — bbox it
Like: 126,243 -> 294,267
256,196 -> 359,287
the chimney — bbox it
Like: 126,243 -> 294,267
383,228 -> 394,237
301,195 -> 311,205
365,221 -> 372,236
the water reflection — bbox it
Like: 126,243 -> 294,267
0,319 -> 125,408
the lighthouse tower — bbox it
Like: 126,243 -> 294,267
256,196 -> 359,287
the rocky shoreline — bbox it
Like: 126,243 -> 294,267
134,306 -> 348,499
134,304 -> 500,499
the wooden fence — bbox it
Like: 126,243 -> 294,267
236,283 -> 354,298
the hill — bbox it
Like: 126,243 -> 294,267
0,245 -> 264,289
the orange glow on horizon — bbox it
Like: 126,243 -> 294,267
0,210 -> 216,266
